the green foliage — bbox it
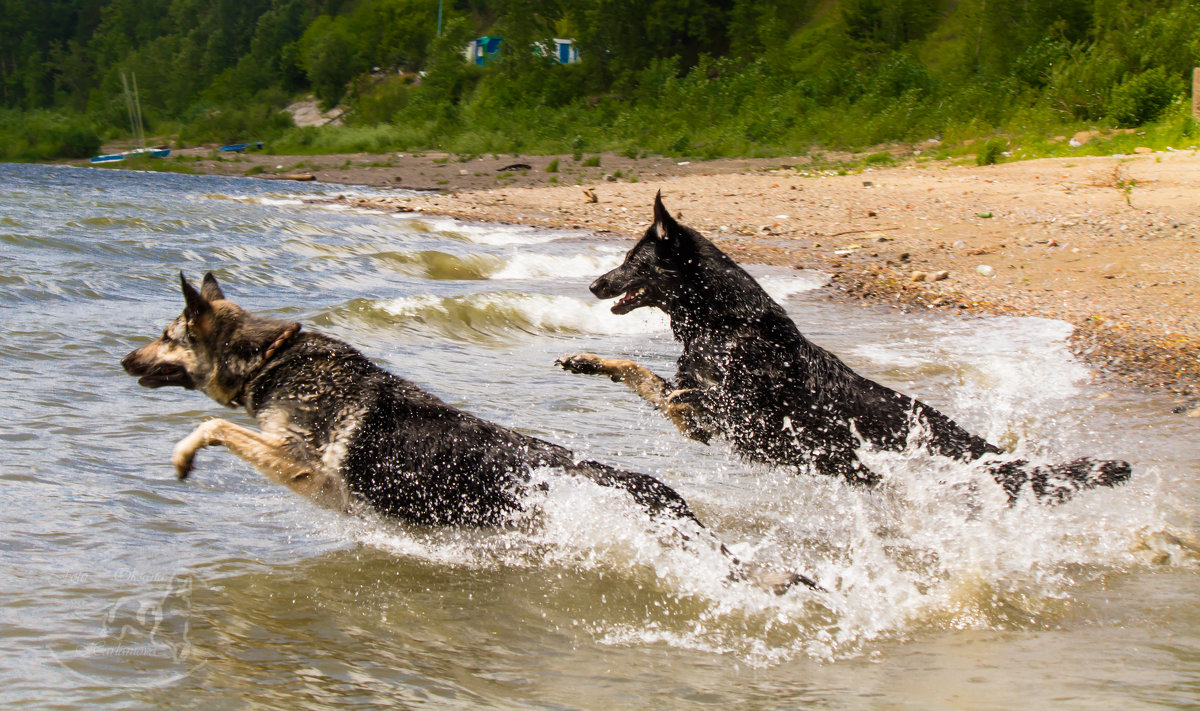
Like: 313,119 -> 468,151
1011,39 -> 1069,88
0,109 -> 102,160
864,151 -> 895,166
869,53 -> 935,98
842,0 -> 943,49
298,16 -> 362,109
3,0 -> 1200,162
564,0 -> 741,81
296,0 -> 438,109
350,75 -> 415,125
272,123 -> 432,154
1107,66 -> 1184,127
179,95 -> 295,145
975,137 -> 1008,165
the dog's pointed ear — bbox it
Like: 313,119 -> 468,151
180,272 -> 212,319
200,272 -> 225,301
651,190 -> 678,243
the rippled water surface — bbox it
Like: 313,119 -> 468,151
2,162 -> 1199,708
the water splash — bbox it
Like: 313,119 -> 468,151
321,443 -> 1197,666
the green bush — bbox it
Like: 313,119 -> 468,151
1107,67 -> 1184,128
976,137 -> 1008,166
271,123 -> 433,154
179,100 -> 295,145
0,110 -> 102,160
863,151 -> 895,166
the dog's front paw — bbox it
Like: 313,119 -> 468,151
556,353 -> 609,376
172,419 -> 223,480
172,444 -> 197,480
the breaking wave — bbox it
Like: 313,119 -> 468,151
363,249 -> 623,282
319,291 -> 669,341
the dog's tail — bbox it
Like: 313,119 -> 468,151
987,456 -> 1132,505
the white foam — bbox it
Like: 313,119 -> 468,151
756,271 -> 829,302
201,193 -> 307,207
377,291 -> 669,336
398,216 -> 573,246
256,196 -> 309,207
490,251 -> 622,280
845,315 -> 1092,443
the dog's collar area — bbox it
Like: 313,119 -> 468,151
231,322 -> 302,408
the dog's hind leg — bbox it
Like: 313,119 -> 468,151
557,353 -> 713,442
571,459 -> 698,522
172,419 -> 349,510
569,460 -> 821,594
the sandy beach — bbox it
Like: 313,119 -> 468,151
94,146 -> 1200,408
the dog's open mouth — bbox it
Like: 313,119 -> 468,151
136,364 -> 194,389
612,287 -> 647,315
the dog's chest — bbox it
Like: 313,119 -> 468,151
680,333 -> 746,386
256,403 -> 365,474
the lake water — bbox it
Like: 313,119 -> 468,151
2,162 -> 1199,708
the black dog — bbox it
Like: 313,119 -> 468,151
559,194 -> 1131,503
122,273 -> 814,591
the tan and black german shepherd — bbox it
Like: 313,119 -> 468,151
559,193 -> 1131,504
122,272 -> 816,592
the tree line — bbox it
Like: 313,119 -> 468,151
2,0 -> 1197,160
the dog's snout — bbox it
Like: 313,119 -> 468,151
121,345 -> 151,375
590,268 -> 626,298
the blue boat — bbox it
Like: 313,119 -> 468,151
89,147 -> 171,163
219,142 -> 263,153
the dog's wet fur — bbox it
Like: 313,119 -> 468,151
559,193 -> 1131,503
122,273 -> 815,593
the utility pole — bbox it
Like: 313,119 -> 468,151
438,0 -> 443,36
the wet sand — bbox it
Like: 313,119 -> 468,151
88,147 -> 1200,408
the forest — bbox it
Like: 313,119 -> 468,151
1,0 -> 1198,160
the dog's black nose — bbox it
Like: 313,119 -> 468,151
121,349 -> 144,375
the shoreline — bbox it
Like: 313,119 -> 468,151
73,148 -> 1200,410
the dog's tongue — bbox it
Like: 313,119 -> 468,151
612,290 -> 639,313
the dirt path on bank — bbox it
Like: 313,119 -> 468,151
81,146 -> 1200,408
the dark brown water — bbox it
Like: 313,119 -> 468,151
2,162 -> 1198,708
